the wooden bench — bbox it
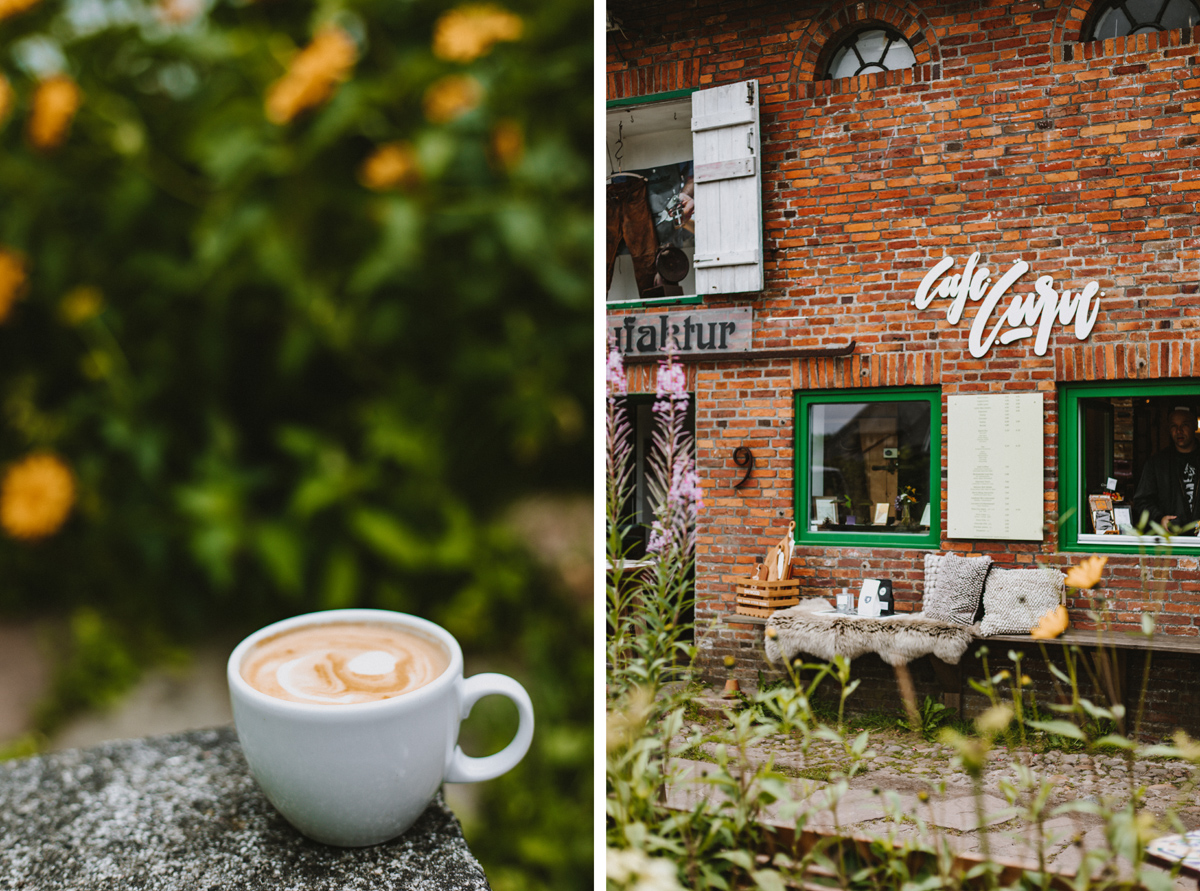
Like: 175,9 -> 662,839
722,613 -> 1200,723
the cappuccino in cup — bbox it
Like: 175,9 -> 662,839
241,623 -> 449,705
228,609 -> 534,846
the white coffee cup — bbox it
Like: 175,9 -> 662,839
227,608 -> 534,847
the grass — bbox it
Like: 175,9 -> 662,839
775,764 -> 833,782
676,744 -> 717,764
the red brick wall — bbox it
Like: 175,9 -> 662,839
607,0 -> 1200,699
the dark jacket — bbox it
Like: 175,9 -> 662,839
1132,447 -> 1200,530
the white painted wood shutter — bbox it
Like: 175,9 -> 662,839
691,79 -> 763,295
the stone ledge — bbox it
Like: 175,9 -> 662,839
0,726 -> 489,891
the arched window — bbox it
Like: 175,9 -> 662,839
1090,0 -> 1200,39
826,28 -> 917,80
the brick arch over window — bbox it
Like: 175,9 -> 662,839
789,1 -> 939,97
1051,0 -> 1200,61
1052,0 -> 1097,46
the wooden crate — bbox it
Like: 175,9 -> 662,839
725,575 -> 801,618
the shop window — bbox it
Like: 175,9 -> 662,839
795,387 -> 941,548
605,80 -> 763,305
1088,0 -> 1200,39
826,28 -> 917,79
1059,381 -> 1200,552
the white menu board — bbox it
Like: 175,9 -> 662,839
947,393 -> 1044,541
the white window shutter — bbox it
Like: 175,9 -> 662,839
691,79 -> 763,296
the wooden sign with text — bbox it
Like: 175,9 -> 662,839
607,307 -> 752,355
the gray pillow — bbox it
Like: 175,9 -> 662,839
979,567 -> 1066,637
923,553 -> 991,625
923,554 -> 943,608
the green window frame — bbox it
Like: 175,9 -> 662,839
794,386 -> 941,549
1059,379 -> 1200,554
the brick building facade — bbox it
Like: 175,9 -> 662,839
606,0 -> 1200,735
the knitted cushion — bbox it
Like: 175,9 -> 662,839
979,567 -> 1066,637
922,553 -> 991,625
923,554 -> 943,607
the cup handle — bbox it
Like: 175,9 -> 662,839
444,673 -> 535,784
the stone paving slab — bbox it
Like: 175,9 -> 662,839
926,793 -> 1017,830
0,727 -> 489,891
675,695 -> 1200,890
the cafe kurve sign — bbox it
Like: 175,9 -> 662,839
914,252 -> 1102,358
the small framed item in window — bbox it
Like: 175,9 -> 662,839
1089,495 -> 1115,534
813,497 -> 838,528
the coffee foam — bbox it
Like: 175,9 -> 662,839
241,623 -> 449,705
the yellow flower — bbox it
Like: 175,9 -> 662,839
265,27 -> 357,125
0,249 -> 27,323
359,142 -> 420,191
432,4 -> 523,63
1031,604 -> 1069,640
1065,555 -> 1107,590
0,76 -> 14,129
28,75 -> 81,151
59,286 -> 104,325
0,0 -> 40,22
490,118 -> 523,170
0,453 -> 75,540
423,75 -> 482,124
723,655 -> 735,668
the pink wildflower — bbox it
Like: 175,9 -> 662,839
647,458 -> 703,555
653,354 -> 687,414
606,332 -> 626,397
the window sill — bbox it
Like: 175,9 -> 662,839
797,531 -> 939,549
1071,533 -> 1200,553
606,294 -> 705,310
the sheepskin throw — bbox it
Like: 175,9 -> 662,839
766,603 -> 978,667
979,567 -> 1066,637
922,553 -> 991,626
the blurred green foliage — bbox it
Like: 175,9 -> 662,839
0,0 -> 591,887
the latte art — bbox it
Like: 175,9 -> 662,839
241,624 -> 449,704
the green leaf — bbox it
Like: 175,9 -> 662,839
1027,719 -> 1086,740
1078,698 -> 1116,722
350,508 -> 427,568
1048,662 -> 1072,684
348,199 -> 422,293
751,869 -> 788,891
254,523 -> 304,597
1091,734 -> 1135,750
717,850 -> 755,870
320,547 -> 359,610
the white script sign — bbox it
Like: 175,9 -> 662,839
913,253 -> 1102,358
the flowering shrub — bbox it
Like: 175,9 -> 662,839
0,1 -> 590,887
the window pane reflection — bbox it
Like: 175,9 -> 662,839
1076,393 -> 1200,535
807,400 -> 932,533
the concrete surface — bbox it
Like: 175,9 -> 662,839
0,727 -> 489,890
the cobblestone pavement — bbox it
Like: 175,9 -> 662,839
665,693 -> 1200,887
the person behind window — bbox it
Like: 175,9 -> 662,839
1132,406 -> 1200,533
